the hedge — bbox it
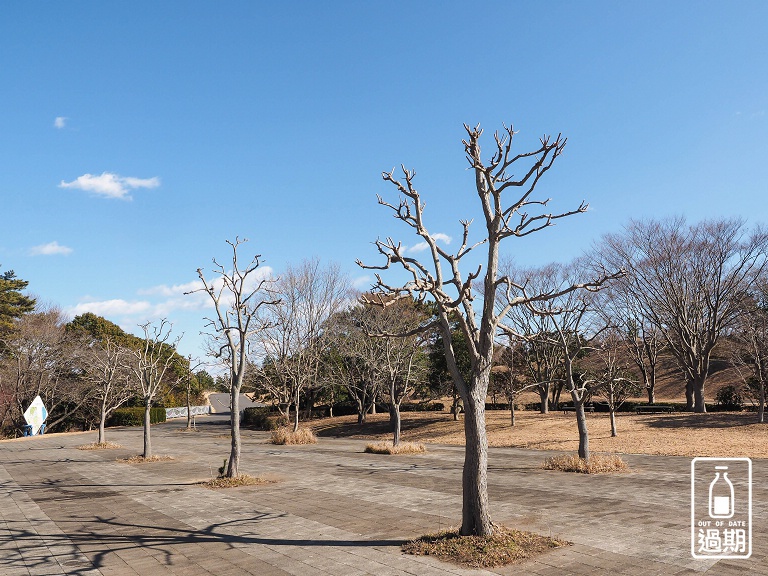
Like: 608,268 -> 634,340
242,407 -> 288,430
107,407 -> 167,427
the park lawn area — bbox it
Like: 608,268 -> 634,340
310,409 -> 768,458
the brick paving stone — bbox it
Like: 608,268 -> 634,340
2,414 -> 767,575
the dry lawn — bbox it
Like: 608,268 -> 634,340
117,455 -> 174,464
402,524 -> 568,568
199,474 -> 274,489
365,441 -> 427,455
311,409 -> 768,458
271,426 -> 318,445
543,453 -> 629,474
77,441 -> 122,450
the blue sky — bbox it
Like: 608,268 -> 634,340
1,1 -> 766,363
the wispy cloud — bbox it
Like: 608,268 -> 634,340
408,232 -> 452,253
68,299 -> 152,317
29,241 -> 73,256
53,116 -> 67,129
352,275 -> 372,290
69,267 -> 275,321
59,172 -> 160,200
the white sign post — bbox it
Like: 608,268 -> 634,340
23,395 -> 48,435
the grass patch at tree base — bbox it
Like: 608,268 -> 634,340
77,442 -> 122,450
199,474 -> 275,489
364,441 -> 426,455
543,453 -> 629,474
402,523 -> 568,568
270,426 -> 317,445
117,455 -> 174,464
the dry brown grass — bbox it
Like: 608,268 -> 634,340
364,441 -> 427,455
543,453 -> 629,474
402,523 -> 568,568
77,442 -> 122,450
270,426 -> 317,445
311,410 -> 768,458
117,455 -> 174,464
199,474 -> 274,489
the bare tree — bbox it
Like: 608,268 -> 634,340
596,283 -> 664,404
587,328 -> 642,437
600,217 -> 768,412
730,280 -> 768,422
358,122 -> 612,536
355,297 -> 430,446
323,304 -> 383,425
501,264 -> 568,413
493,341 -> 538,426
511,266 -> 607,461
259,258 -> 349,432
0,306 -> 91,434
132,319 -> 180,459
80,336 -> 134,444
188,238 -> 276,478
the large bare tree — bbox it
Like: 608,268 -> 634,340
358,122 -> 608,536
600,217 -> 768,412
189,238 -> 277,478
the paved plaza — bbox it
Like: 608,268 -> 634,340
1,415 -> 766,575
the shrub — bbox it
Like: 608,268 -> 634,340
107,407 -> 166,427
715,385 -> 743,410
400,402 -> 444,412
242,407 -> 288,430
270,426 -> 317,445
364,441 -> 426,455
543,453 -> 629,474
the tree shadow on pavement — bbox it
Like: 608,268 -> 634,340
3,513 -> 407,575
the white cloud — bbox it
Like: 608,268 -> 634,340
29,241 -> 73,256
352,275 -> 372,290
68,299 -> 152,317
59,172 -> 160,200
408,232 -> 453,253
54,116 -> 67,129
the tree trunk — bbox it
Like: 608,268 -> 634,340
693,378 -> 706,413
227,389 -> 241,477
759,381 -> 765,424
186,383 -> 192,430
98,397 -> 107,444
572,392 -> 590,461
685,380 -> 694,411
609,409 -> 617,437
452,394 -> 461,421
293,388 -> 300,433
539,386 -> 549,414
510,402 -> 515,427
459,382 -> 492,537
391,404 -> 401,446
143,402 -> 152,459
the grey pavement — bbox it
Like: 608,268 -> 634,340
1,415 -> 766,575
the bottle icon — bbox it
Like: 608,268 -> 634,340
709,466 -> 735,519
